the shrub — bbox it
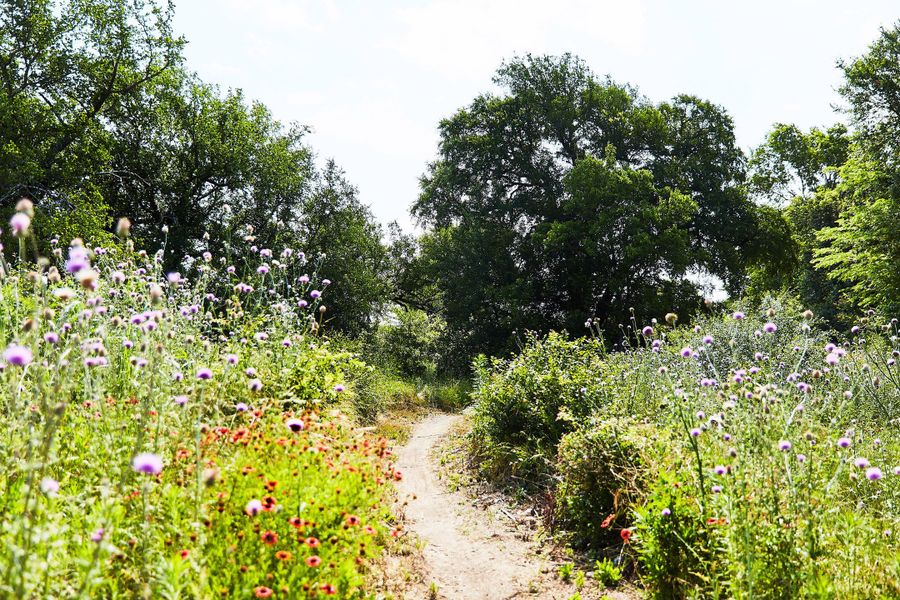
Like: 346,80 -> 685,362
632,470 -> 718,598
366,307 -> 445,379
554,418 -> 664,548
471,301 -> 900,597
470,332 -> 609,483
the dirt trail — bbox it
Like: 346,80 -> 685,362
394,414 -> 571,600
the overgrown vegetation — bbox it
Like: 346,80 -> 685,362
4,1 -> 900,596
0,208 -> 399,597
471,303 -> 900,597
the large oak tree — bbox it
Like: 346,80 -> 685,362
414,54 -> 792,361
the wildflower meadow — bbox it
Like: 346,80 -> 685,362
0,204 -> 398,598
471,305 -> 900,597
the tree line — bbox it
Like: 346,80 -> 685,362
2,1 -> 898,369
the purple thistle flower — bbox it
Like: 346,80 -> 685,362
732,311 -> 745,320
837,437 -> 852,448
866,467 -> 883,481
680,346 -> 693,358
797,454 -> 807,463
235,402 -> 249,412
43,332 -> 59,345
764,322 -> 777,333
3,344 -> 33,367
90,528 -> 105,543
65,246 -> 90,273
245,499 -> 263,516
174,395 -> 188,406
713,465 -> 727,475
9,212 -> 31,237
641,326 -> 653,337
248,378 -> 263,392
225,354 -> 239,365
334,384 -> 345,393
40,477 -> 60,497
711,485 -> 722,493
286,418 -> 305,433
310,290 -> 321,299
690,428 -> 702,437
703,335 -> 714,345
661,508 -> 671,516
778,440 -> 791,452
196,368 -> 213,380
132,453 -> 163,475
854,457 -> 870,469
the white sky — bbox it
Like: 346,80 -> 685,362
173,0 -> 899,231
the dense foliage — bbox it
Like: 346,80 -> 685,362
0,0 -> 391,334
749,24 -> 900,326
471,304 -> 900,597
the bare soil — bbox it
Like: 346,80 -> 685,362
391,413 -> 638,600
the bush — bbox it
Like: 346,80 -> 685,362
554,418 -> 664,549
471,301 -> 900,597
344,365 -> 422,424
470,332 -> 609,483
419,378 -> 472,412
365,307 -> 445,379
632,470 -> 718,598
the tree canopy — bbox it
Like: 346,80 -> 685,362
749,22 -> 900,323
0,0 -> 390,334
414,54 -> 793,360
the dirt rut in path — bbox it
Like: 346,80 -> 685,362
395,414 -> 570,600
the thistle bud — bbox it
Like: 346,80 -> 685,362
115,217 -> 132,239
15,198 -> 34,217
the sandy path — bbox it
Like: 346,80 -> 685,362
395,414 -> 571,600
